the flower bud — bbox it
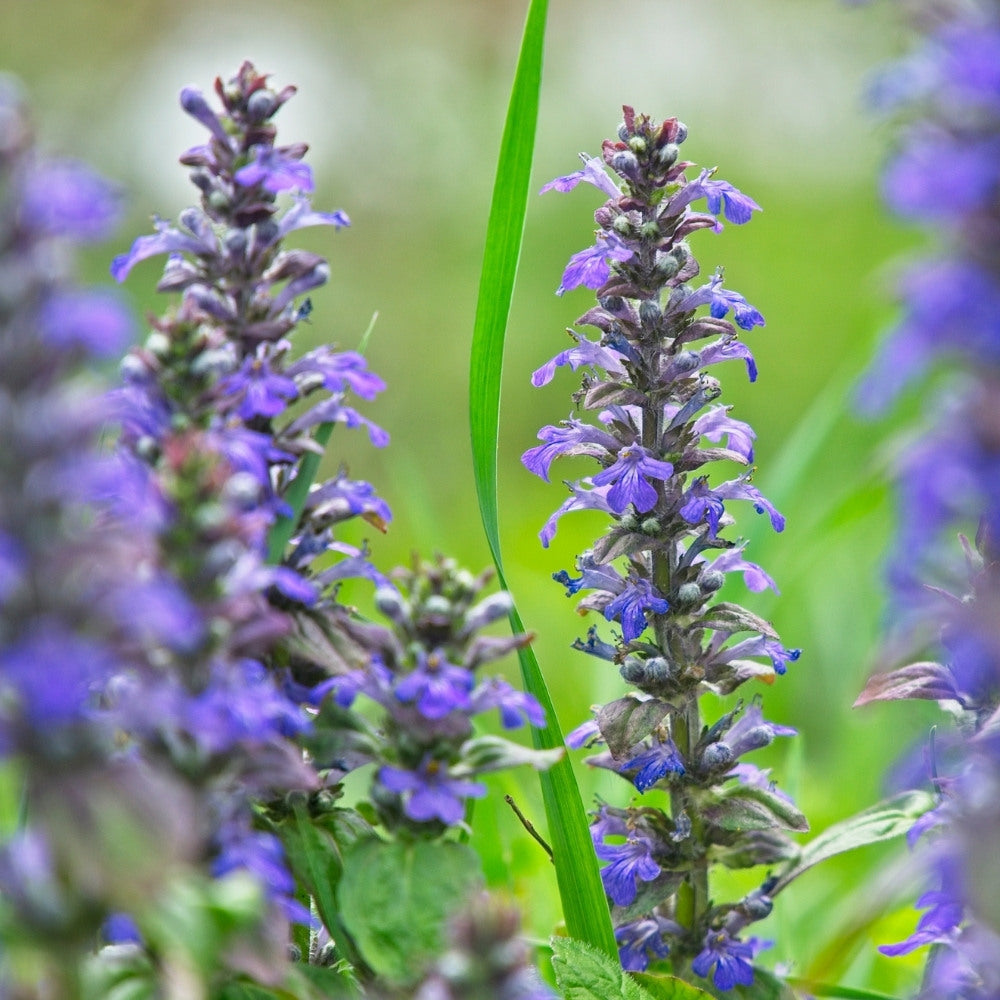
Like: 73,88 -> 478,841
676,582 -> 702,605
674,121 -> 688,144
698,570 -> 725,594
144,332 -> 171,359
639,517 -> 660,535
699,743 -> 734,771
374,585 -> 409,625
654,253 -> 680,279
246,89 -> 276,123
655,143 -> 679,169
672,350 -> 700,374
611,150 -> 639,180
612,215 -> 632,236
638,299 -> 661,325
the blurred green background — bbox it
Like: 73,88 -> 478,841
2,0 -> 943,991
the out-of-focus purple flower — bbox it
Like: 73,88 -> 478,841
235,147 -> 314,193
470,678 -> 545,729
394,652 -> 475,719
38,289 -> 134,357
378,761 -> 487,825
19,159 -> 121,241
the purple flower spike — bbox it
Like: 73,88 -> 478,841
557,232 -> 634,296
591,445 -> 674,514
378,761 -> 486,825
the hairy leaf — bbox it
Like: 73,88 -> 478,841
771,790 -> 936,895
338,838 -> 482,985
597,697 -> 672,760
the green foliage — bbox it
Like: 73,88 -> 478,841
771,790 -> 936,895
336,838 -> 483,985
466,0 -> 618,958
550,937 -> 712,1000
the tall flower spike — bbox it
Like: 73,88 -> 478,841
109,63 -> 393,959
854,4 -> 1000,995
526,108 -> 803,986
0,75 -> 206,989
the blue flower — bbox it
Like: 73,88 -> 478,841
235,147 -> 314,193
394,652 -> 474,719
691,931 -> 768,990
594,836 -> 661,906
378,760 -> 486,825
556,232 -> 634,295
620,737 -> 685,792
541,155 -> 622,200
603,578 -> 670,643
616,916 -> 677,971
218,355 -> 299,419
591,445 -> 674,514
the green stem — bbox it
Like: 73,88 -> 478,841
265,422 -> 333,565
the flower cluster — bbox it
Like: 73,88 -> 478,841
109,61 -> 389,937
0,73 -> 212,984
317,556 -> 556,835
525,107 -> 802,988
855,2 -> 1000,994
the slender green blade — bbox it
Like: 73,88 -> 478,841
466,0 -> 617,958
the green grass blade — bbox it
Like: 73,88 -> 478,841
466,0 -> 617,958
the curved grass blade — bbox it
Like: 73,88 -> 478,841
466,0 -> 617,958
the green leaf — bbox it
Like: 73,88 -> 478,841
337,838 -> 482,985
597,697 -> 672,759
631,972 -> 715,1000
771,789 -> 936,895
460,734 -> 564,773
265,422 -> 333,564
550,936 -> 650,1000
466,0 -> 616,959
280,803 -> 345,943
785,980 -> 902,1000
703,787 -> 808,837
730,967 -> 798,1000
692,603 -> 778,639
